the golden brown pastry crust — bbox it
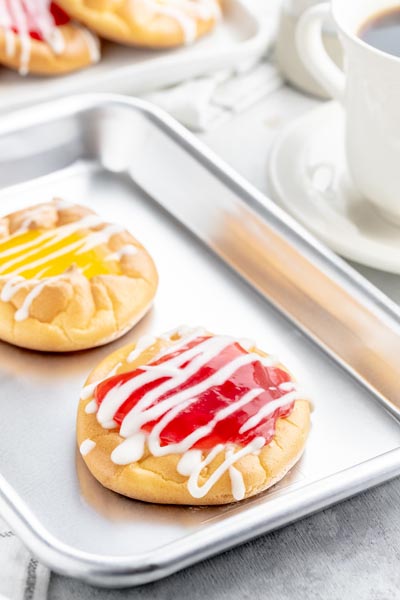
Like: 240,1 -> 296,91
0,200 -> 158,352
77,332 -> 311,505
57,0 -> 221,48
0,23 -> 100,76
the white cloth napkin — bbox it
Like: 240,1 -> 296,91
0,517 -> 49,600
144,62 -> 283,131
143,0 -> 283,131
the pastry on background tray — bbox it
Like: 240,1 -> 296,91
78,326 -> 311,505
0,199 -> 158,352
0,1 -> 100,76
57,0 -> 221,48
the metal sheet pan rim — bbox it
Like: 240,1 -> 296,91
0,0 -> 268,112
1,447 -> 400,586
2,93 -> 400,328
0,94 -> 400,587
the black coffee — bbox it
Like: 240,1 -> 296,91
359,7 -> 400,57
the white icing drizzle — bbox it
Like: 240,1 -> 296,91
80,439 -> 96,456
102,419 -> 118,430
80,362 -> 123,401
0,276 -> 29,302
47,28 -> 65,55
111,432 -> 146,465
105,245 -> 138,263
158,4 -> 197,44
9,239 -> 88,276
125,339 -> 243,423
8,0 -> 30,75
177,437 -> 265,499
81,383 -> 98,402
88,327 -> 298,501
96,332 -> 227,428
152,326 -> 206,363
227,449 -> 246,501
167,0 -> 221,20
4,28 -> 15,57
147,387 -> 266,457
136,0 -> 220,45
160,324 -> 206,340
239,391 -> 298,434
127,335 -> 156,363
1,272 -> 66,323
120,338 -> 258,437
0,1 -> 11,25
76,24 -> 100,63
239,338 -> 255,352
0,1 -> 12,58
24,0 -> 65,55
0,214 -> 103,266
52,197 -> 74,210
176,448 -> 202,475
178,445 -> 247,501
279,381 -> 296,392
0,211 -> 126,323
0,0 -> 98,75
84,399 -> 98,414
14,278 -> 53,322
14,206 -> 53,235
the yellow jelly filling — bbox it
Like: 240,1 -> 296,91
0,228 -> 122,279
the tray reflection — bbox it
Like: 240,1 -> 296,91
75,450 -> 306,526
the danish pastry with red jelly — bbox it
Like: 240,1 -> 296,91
0,1 -> 100,75
77,326 -> 311,505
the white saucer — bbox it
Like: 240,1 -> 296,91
269,101 -> 400,274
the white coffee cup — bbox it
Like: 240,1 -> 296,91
296,0 -> 400,224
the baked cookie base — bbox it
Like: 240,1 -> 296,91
77,334 -> 311,505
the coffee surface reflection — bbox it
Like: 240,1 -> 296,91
360,7 -> 400,57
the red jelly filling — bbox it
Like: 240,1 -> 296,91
95,336 -> 296,450
11,3 -> 70,41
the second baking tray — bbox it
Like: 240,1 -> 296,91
0,95 -> 400,587
0,0 -> 268,114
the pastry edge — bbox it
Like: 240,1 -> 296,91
77,333 -> 311,505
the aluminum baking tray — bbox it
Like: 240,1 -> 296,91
0,0 -> 268,114
0,95 -> 399,588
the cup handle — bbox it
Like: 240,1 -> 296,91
296,3 -> 345,102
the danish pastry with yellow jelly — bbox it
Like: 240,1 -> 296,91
56,0 -> 221,48
0,200 -> 158,352
77,326 -> 311,505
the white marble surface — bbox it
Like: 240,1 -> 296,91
48,84 -> 400,598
